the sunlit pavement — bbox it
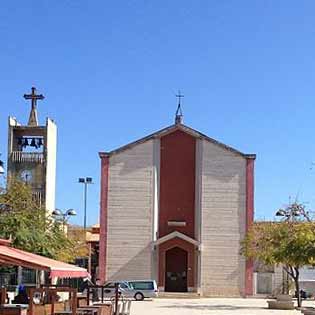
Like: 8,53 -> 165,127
131,298 -> 315,315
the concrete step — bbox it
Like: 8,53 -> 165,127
157,292 -> 200,299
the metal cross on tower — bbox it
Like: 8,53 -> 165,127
175,90 -> 184,124
23,87 -> 45,126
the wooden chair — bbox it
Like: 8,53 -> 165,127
0,288 -> 7,305
28,287 -> 77,315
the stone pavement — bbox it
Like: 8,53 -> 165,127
131,298 -> 315,315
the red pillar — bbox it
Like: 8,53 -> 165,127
245,157 -> 255,296
98,153 -> 110,284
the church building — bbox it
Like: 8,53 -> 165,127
98,105 -> 255,296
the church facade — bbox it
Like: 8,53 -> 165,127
98,112 -> 255,296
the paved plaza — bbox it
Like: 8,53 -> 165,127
131,298 -> 315,315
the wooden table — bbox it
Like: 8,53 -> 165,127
77,294 -> 88,307
89,304 -> 112,315
0,304 -> 28,315
77,312 -> 98,315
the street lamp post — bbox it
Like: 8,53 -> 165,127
275,203 -> 311,222
52,208 -> 77,230
78,177 -> 93,230
0,155 -> 4,175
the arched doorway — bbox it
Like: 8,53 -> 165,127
165,247 -> 188,292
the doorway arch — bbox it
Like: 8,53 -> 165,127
165,247 -> 188,292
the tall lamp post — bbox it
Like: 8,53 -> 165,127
275,203 -> 311,222
78,177 -> 93,230
52,208 -> 77,229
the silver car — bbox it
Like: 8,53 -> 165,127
127,280 -> 158,300
102,280 -> 158,301
101,281 -> 134,299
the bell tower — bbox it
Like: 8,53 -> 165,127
7,87 -> 57,214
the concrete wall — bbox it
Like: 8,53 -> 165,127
200,139 -> 247,296
253,266 -> 285,296
273,265 -> 284,295
106,141 -> 154,280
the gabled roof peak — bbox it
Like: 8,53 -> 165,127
99,123 -> 256,160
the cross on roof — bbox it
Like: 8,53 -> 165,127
23,87 -> 45,126
176,90 -> 184,106
24,87 -> 44,109
175,90 -> 184,124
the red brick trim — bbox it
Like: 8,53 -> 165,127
159,130 -> 196,239
245,157 -> 255,295
99,154 -> 109,284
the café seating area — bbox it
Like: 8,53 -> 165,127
0,287 -> 119,315
0,239 -> 121,314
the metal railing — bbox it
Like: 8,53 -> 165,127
0,273 -> 16,287
87,285 -> 132,315
31,189 -> 43,206
10,151 -> 45,163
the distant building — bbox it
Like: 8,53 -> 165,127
98,106 -> 255,296
7,87 -> 57,213
86,224 -> 100,279
254,257 -> 315,296
67,224 -> 100,278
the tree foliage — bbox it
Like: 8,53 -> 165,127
55,226 -> 89,262
241,217 -> 315,307
0,179 -> 84,263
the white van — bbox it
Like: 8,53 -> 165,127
127,280 -> 158,300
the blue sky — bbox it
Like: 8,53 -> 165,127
1,1 -> 315,225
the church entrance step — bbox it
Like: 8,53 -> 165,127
157,292 -> 200,299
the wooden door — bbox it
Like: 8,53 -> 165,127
165,247 -> 188,292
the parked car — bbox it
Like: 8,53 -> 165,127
101,281 -> 134,299
101,280 -> 158,301
127,280 -> 158,300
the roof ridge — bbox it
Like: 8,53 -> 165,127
99,123 -> 256,159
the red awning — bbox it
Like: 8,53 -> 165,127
0,241 -> 89,279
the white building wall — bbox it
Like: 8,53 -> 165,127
200,140 -> 247,296
106,141 -> 154,280
45,118 -> 57,214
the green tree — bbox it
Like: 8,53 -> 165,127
0,179 -> 79,262
241,217 -> 315,307
55,226 -> 89,263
